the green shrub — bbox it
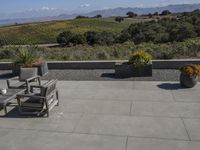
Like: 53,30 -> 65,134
57,31 -> 86,46
0,40 -> 4,47
85,31 -> 115,46
129,50 -> 152,66
71,34 -> 86,45
115,17 -> 124,23
57,31 -> 74,46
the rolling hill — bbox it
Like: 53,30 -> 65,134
0,3 -> 200,26
0,18 -> 143,45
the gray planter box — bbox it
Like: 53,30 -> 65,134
115,62 -> 152,78
33,62 -> 48,76
12,62 -> 48,76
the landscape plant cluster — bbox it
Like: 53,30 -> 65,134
0,10 -> 200,61
57,10 -> 200,46
1,38 -> 200,61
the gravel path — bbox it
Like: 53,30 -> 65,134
0,69 -> 184,81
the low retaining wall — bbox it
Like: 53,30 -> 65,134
153,59 -> 200,69
0,59 -> 200,70
47,61 -> 116,69
0,62 -> 13,70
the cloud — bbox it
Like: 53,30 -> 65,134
41,6 -> 55,11
80,4 -> 91,8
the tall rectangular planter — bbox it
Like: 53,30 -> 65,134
33,62 -> 48,76
115,63 -> 152,78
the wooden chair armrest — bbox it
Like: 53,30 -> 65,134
7,76 -> 19,88
26,75 -> 41,83
17,94 -> 45,99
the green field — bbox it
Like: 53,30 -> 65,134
0,18 -> 143,45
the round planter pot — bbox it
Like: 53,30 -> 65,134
180,73 -> 198,88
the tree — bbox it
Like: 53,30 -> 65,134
94,14 -> 102,18
153,12 -> 159,16
169,22 -> 197,41
115,16 -> 124,23
0,39 -> 4,47
98,31 -> 115,45
85,31 -> 115,45
148,13 -> 153,18
161,10 -> 171,16
85,31 -> 99,45
126,11 -> 137,18
57,31 -> 85,46
75,15 -> 88,19
71,34 -> 86,45
57,31 -> 74,46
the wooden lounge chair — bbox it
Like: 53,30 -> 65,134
16,79 -> 59,117
7,67 -> 41,93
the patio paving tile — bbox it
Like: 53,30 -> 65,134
75,115 -> 189,140
0,129 -> 126,150
127,137 -> 200,150
183,119 -> 200,141
172,90 -> 200,102
132,102 -> 200,118
0,113 -> 82,133
64,100 -> 131,115
1,80 -> 200,150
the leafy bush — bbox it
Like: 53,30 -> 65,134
93,14 -> 102,18
76,15 -> 89,19
85,31 -> 115,46
120,13 -> 200,44
71,34 -> 86,45
57,31 -> 74,46
126,11 -> 137,18
115,17 -> 124,23
57,31 -> 85,46
85,31 -> 99,45
160,10 -> 171,16
129,50 -> 152,66
0,39 -> 4,47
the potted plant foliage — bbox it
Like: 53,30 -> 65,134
180,64 -> 200,88
115,50 -> 152,77
13,48 -> 48,76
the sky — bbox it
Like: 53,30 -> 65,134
1,0 -> 200,13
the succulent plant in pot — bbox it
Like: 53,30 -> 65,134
13,47 -> 48,76
180,64 -> 200,88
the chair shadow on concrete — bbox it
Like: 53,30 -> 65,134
0,105 -> 45,118
157,83 -> 185,90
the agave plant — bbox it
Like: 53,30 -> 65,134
14,47 -> 37,67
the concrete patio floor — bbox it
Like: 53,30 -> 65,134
1,80 -> 200,150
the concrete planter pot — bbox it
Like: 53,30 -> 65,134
12,62 -> 48,76
33,62 -> 48,76
115,62 -> 152,78
180,73 -> 198,88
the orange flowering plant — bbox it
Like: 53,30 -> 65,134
180,64 -> 200,78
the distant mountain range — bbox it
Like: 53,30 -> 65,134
0,3 -> 200,26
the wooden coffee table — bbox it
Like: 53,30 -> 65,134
0,89 -> 26,116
